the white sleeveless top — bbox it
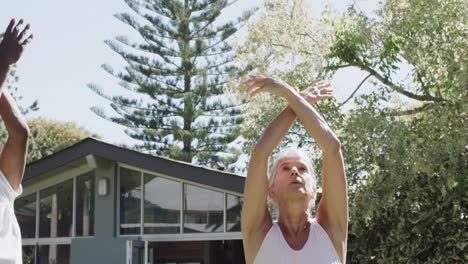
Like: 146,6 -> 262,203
0,170 -> 23,264
254,219 -> 341,264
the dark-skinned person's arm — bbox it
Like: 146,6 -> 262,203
0,18 -> 34,192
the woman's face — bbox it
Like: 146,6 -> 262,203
269,154 -> 316,202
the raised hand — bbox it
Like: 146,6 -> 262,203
244,75 -> 296,97
0,18 -> 33,66
300,82 -> 334,104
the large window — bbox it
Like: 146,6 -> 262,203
22,245 -> 71,264
184,184 -> 223,233
16,172 -> 95,264
15,193 -> 36,238
39,179 -> 74,238
37,244 -> 70,264
76,173 -> 95,236
22,245 -> 35,264
226,194 -> 243,232
118,166 -> 243,236
119,167 -> 142,235
143,174 -> 181,234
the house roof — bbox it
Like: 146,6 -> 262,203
24,137 -> 245,193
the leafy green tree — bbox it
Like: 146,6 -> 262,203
232,0 -> 342,175
25,118 -> 97,162
89,0 -> 256,165
327,1 -> 467,262
343,90 -> 466,263
326,0 -> 467,103
0,95 -> 91,163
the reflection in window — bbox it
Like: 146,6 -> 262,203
15,194 -> 36,238
184,184 -> 223,233
76,173 -> 95,236
39,179 -> 73,238
120,167 -> 141,235
226,194 -> 243,232
22,245 -> 35,264
37,244 -> 70,264
144,174 -> 181,234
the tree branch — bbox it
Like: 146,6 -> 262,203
338,73 -> 372,108
388,103 -> 433,116
362,65 -> 445,102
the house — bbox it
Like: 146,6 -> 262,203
15,137 -> 245,264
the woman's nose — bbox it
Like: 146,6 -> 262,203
290,167 -> 299,175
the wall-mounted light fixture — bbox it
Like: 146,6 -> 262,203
98,177 -> 109,196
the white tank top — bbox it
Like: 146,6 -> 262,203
254,219 -> 341,264
0,170 -> 23,264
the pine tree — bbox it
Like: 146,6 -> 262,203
89,0 -> 255,164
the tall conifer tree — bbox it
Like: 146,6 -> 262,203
89,0 -> 255,164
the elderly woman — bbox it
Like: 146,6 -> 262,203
241,75 -> 348,264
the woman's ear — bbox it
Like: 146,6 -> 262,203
267,185 -> 276,200
312,184 -> 318,200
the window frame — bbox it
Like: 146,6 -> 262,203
18,169 -> 96,247
117,163 -> 243,241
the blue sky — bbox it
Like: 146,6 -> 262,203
1,0 -> 378,146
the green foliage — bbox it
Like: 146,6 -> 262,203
344,96 -> 467,263
26,118 -> 96,162
233,0 -> 337,159
90,0 -> 256,165
326,7 -> 376,70
234,0 -> 330,75
237,0 -> 467,262
326,0 -> 467,101
0,118 -> 95,163
381,0 -> 467,100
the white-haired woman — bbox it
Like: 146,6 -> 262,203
241,76 -> 348,264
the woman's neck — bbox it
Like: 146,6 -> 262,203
277,201 -> 311,236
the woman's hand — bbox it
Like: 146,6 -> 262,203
300,82 -> 334,104
244,75 -> 334,105
0,18 -> 33,67
244,75 -> 296,98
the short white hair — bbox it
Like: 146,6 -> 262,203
269,147 -> 316,186
268,147 -> 317,217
